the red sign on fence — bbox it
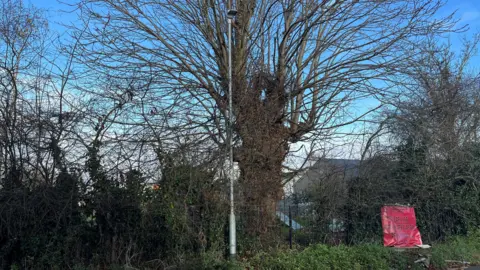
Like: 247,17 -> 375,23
381,205 -> 422,247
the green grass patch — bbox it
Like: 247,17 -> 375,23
245,244 -> 410,270
430,230 -> 480,269
226,230 -> 480,270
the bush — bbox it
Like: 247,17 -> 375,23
0,154 -> 229,269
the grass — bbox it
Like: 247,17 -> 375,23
430,230 -> 480,269
242,244 -> 416,270
222,229 -> 480,270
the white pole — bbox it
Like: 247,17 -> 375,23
227,15 -> 236,260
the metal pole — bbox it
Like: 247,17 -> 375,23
289,206 -> 292,249
227,14 -> 236,260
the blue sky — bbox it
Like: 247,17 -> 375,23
32,0 -> 480,67
440,0 -> 480,63
29,0 -> 480,161
31,0 -> 76,36
33,0 -> 480,45
32,0 -> 480,84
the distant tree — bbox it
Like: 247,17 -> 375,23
388,38 -> 480,159
0,0 -> 86,188
341,40 -> 480,243
0,0 -> 52,188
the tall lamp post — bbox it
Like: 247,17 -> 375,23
227,8 -> 237,260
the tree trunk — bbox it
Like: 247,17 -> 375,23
236,90 -> 289,236
238,134 -> 286,236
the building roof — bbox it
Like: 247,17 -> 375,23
292,158 -> 360,194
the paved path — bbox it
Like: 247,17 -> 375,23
276,211 -> 303,230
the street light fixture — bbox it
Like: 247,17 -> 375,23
227,8 -> 237,260
227,9 -> 237,19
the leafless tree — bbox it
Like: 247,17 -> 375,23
0,0 -> 86,188
70,0 -> 457,234
0,0 -> 50,187
386,37 -> 480,159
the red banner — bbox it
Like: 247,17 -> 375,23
381,205 -> 422,247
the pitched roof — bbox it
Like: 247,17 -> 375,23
292,158 -> 360,194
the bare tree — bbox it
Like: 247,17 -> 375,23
0,0 -> 49,187
70,0 -> 456,234
0,0 -> 89,189
386,37 -> 480,159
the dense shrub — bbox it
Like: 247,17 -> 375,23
305,141 -> 480,245
0,155 -> 229,269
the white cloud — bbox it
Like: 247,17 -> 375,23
460,11 -> 480,23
